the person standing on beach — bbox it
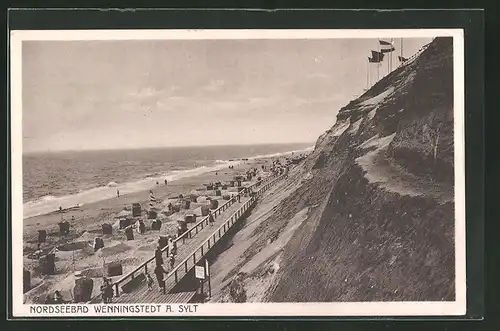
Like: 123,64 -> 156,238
164,179 -> 168,186
117,190 -> 120,198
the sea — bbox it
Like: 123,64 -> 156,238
23,143 -> 313,219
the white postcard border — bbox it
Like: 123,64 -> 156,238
10,28 -> 466,317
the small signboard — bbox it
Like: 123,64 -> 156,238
195,265 -> 205,280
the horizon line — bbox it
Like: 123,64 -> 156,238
23,141 -> 316,155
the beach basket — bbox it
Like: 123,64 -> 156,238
206,185 -> 213,190
107,262 -> 123,277
229,180 -> 235,187
40,253 -> 56,275
148,210 -> 158,219
158,236 -> 169,249
74,277 -> 94,303
210,199 -> 219,210
94,237 -> 105,252
119,218 -> 131,229
222,185 -> 228,190
102,223 -> 113,235
152,219 -> 162,231
38,230 -> 47,243
215,190 -> 221,196
182,200 -> 191,209
23,269 -> 31,293
172,204 -> 181,213
201,205 -> 210,216
132,203 -> 142,217
185,214 -> 196,223
58,221 -> 70,236
223,195 -> 231,200
190,194 -> 199,203
125,226 -> 134,240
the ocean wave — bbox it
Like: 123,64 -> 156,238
22,147 -> 310,219
247,146 -> 314,160
23,162 -> 236,219
24,195 -> 58,205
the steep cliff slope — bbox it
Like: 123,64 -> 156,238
211,37 -> 455,302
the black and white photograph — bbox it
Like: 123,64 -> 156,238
10,29 -> 465,317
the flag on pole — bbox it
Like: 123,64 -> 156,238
398,56 -> 408,63
379,39 -> 395,53
368,50 -> 384,62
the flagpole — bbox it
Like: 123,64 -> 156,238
391,38 -> 394,72
368,60 -> 371,88
387,48 -> 390,75
377,39 -> 380,81
366,59 -> 369,90
400,38 -> 404,67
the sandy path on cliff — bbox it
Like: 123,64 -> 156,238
208,168 -> 304,302
356,134 -> 454,204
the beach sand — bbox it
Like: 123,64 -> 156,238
22,157 -> 277,304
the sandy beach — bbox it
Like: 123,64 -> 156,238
23,156 -> 280,304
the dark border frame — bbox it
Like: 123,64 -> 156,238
5,8 -> 484,323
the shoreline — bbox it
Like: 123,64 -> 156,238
23,147 -> 313,219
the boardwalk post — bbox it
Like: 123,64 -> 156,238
206,259 -> 211,299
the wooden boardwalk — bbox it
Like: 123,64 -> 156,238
89,174 -> 283,304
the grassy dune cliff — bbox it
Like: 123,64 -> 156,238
211,37 -> 455,302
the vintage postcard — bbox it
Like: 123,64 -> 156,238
10,28 -> 465,317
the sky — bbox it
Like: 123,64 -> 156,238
22,37 -> 432,153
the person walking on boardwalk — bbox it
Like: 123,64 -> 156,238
169,252 -> 175,270
169,237 -> 177,256
100,277 -> 113,303
146,273 -> 154,291
237,194 -> 241,203
208,210 -> 215,226
155,245 -> 164,266
154,264 -> 167,291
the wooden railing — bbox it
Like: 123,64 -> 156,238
161,174 -> 284,292
88,173 -> 280,302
